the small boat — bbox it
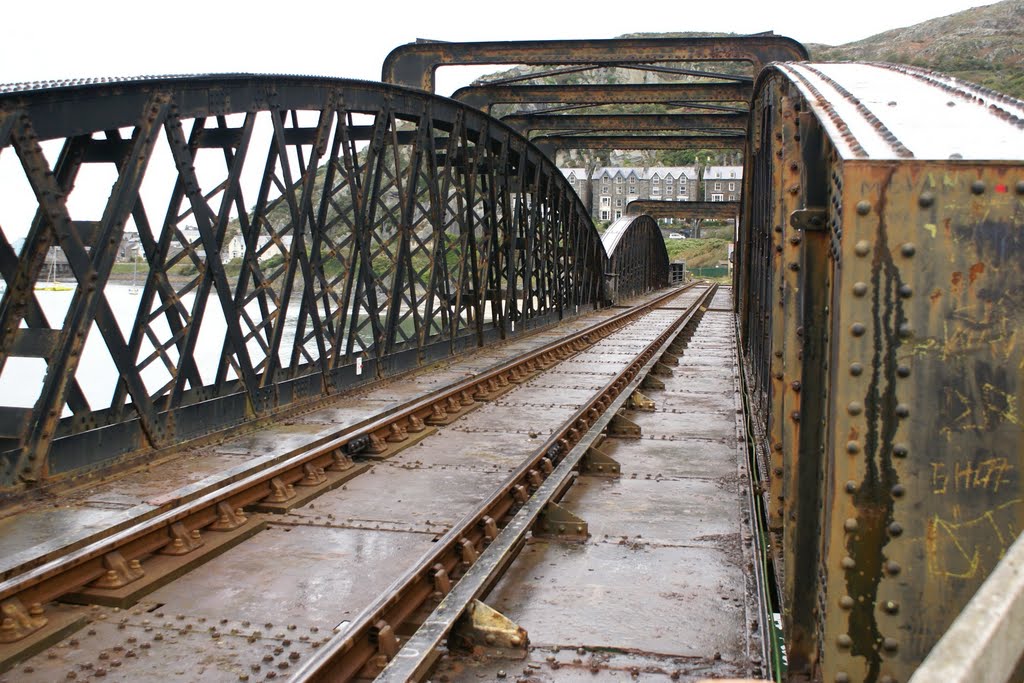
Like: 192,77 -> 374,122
128,254 -> 141,295
35,249 -> 73,291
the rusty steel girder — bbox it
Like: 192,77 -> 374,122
736,62 -> 1024,682
533,133 -> 745,155
0,75 -> 609,491
601,215 -> 670,301
452,82 -> 752,114
626,200 -> 741,222
501,112 -> 747,135
382,37 -> 809,92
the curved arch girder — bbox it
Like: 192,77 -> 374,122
601,215 -> 669,302
0,75 -> 606,487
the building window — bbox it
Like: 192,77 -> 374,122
628,186 -> 637,195
569,177 -> 576,184
600,196 -> 611,206
600,209 -> 610,220
616,187 -> 623,195
614,210 -> 622,219
712,193 -> 724,201
728,182 -> 735,191
602,185 -> 609,193
714,182 -> 722,190
615,176 -> 623,184
628,176 -> 636,184
614,199 -> 622,207
651,186 -> 661,196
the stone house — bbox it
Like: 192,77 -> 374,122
703,166 -> 743,202
562,166 -> 700,221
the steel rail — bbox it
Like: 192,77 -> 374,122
0,283 -> 695,623
370,285 -> 719,682
291,283 -> 717,682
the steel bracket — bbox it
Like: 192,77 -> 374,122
627,390 -> 656,412
581,445 -> 622,477
208,501 -> 248,532
642,374 -> 666,391
535,501 -> 589,540
0,598 -> 47,644
159,522 -> 204,556
789,207 -> 827,231
652,361 -> 674,377
608,412 -> 642,438
88,550 -> 145,589
450,599 -> 528,654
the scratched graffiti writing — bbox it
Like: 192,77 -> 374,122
931,457 -> 1015,495
925,499 -> 1022,580
942,382 -> 1020,436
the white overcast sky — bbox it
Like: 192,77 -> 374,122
0,0 -> 1001,96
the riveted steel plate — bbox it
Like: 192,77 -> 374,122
559,475 -> 740,546
142,525 -> 432,627
387,431 -> 546,469
446,403 -> 578,434
623,407 -> 738,441
8,608 -> 326,683
274,463 -> 507,531
483,540 -> 749,657
600,438 -> 739,481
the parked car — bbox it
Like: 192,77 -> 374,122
668,233 -> 685,239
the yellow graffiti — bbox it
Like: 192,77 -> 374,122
944,312 -> 1018,363
931,458 -> 1015,495
924,223 -> 937,238
941,384 -> 1021,437
926,499 -> 1022,580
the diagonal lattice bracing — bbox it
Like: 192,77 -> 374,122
0,76 -> 615,490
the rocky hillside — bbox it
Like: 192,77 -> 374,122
810,0 -> 1023,98
476,1 -> 1023,100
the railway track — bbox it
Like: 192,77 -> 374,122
0,282 -> 764,682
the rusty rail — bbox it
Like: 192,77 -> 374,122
291,284 -> 718,681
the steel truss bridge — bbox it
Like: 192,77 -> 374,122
0,35 -> 1021,683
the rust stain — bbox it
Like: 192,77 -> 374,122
969,262 -> 985,285
930,289 -> 943,304
848,426 -> 859,440
951,271 -> 963,294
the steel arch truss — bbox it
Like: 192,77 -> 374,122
0,76 -> 605,489
601,215 -> 669,301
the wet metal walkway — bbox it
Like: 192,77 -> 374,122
0,286 -> 760,683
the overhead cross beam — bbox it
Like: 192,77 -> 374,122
502,113 -> 747,135
533,134 -> 746,155
626,200 -> 741,221
383,37 -> 810,92
452,82 -> 752,113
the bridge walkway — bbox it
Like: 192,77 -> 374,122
430,286 -> 760,681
